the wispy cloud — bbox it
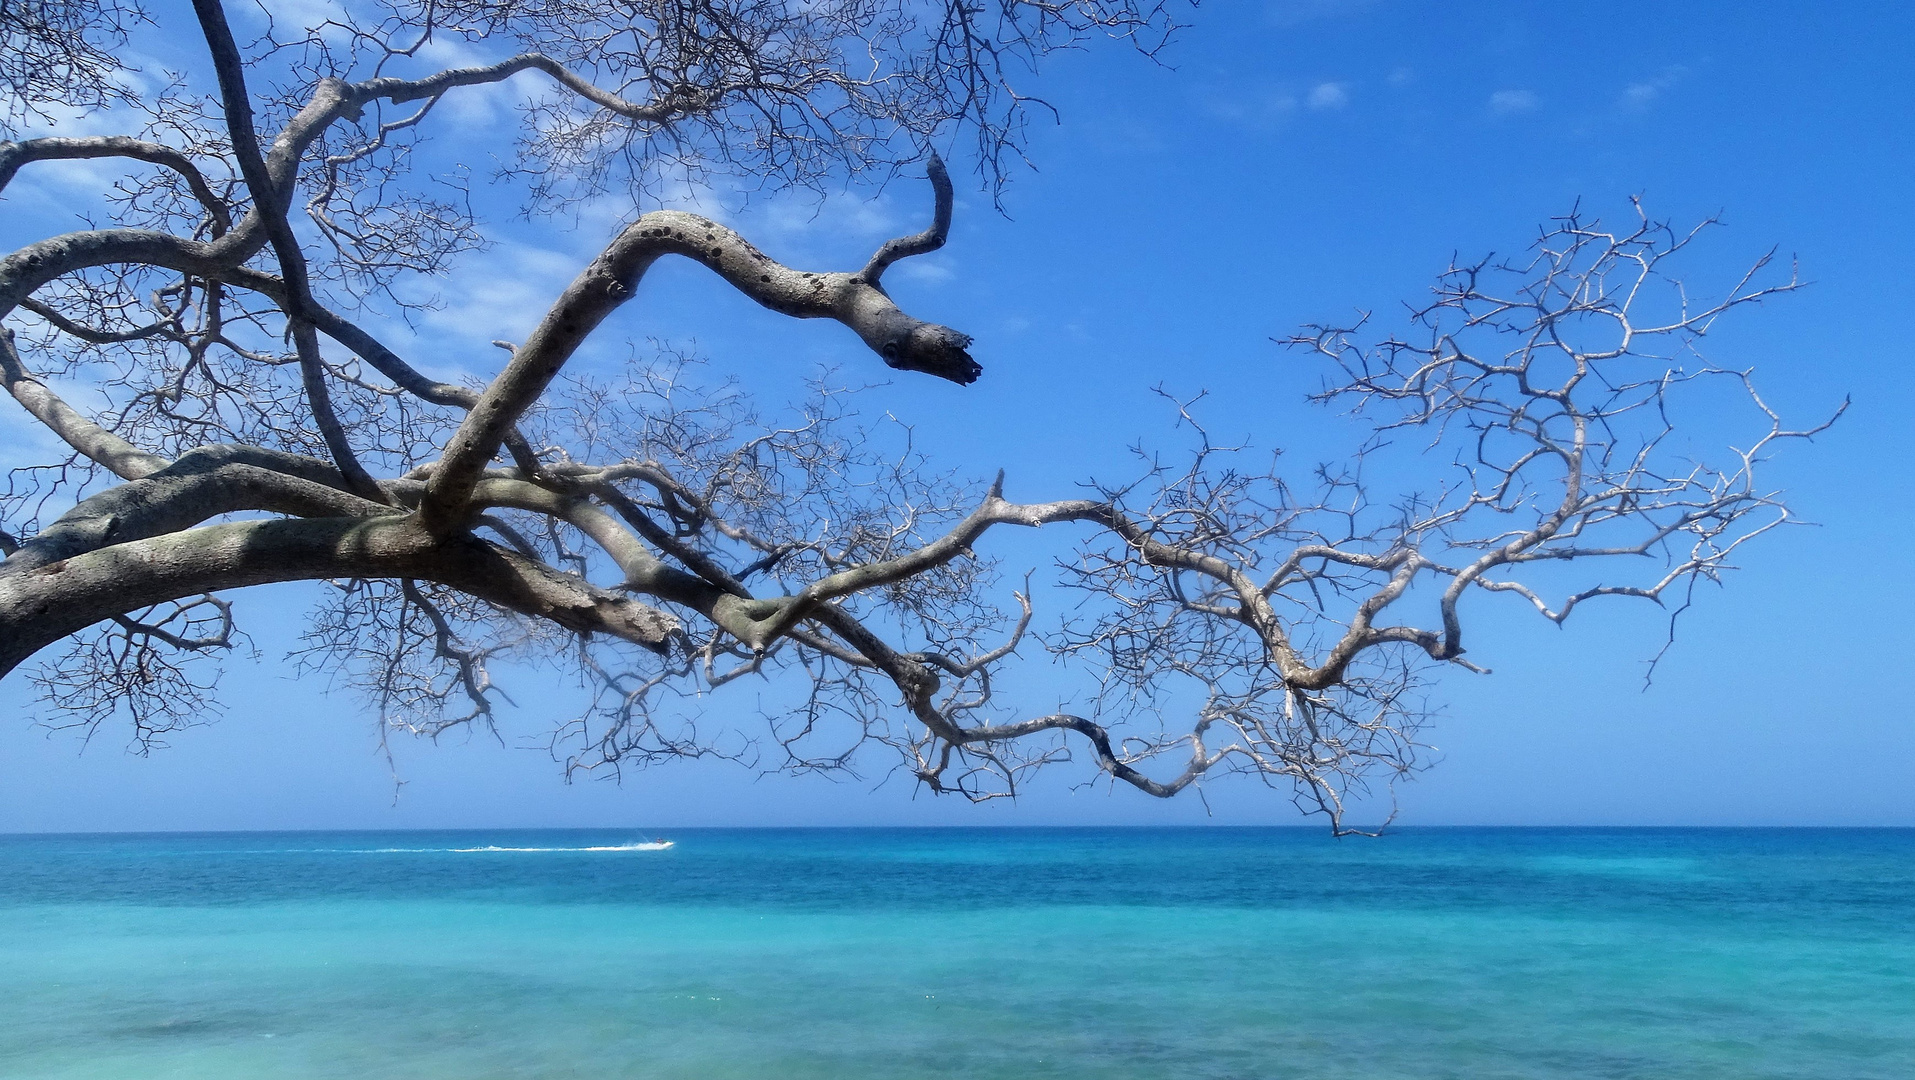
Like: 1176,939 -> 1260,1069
891,258 -> 955,287
1307,82 -> 1351,111
410,39 -> 538,129
1198,84 -> 1300,130
1488,89 -> 1540,116
1621,66 -> 1688,110
1387,67 -> 1415,87
746,187 -> 918,273
407,239 -> 586,379
0,92 -> 194,220
232,0 -> 355,46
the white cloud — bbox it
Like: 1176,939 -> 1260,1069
1488,89 -> 1540,116
758,189 -> 905,249
0,92 -> 201,225
1307,82 -> 1351,111
1387,67 -> 1415,87
5,155 -> 127,203
891,258 -> 955,286
1621,67 -> 1688,110
1200,85 -> 1299,128
395,175 -> 937,379
398,37 -> 576,132
408,239 -> 586,376
233,0 -> 352,42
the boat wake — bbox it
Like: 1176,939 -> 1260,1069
450,842 -> 675,853
348,841 -> 676,854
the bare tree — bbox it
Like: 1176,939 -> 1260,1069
0,0 -> 1832,831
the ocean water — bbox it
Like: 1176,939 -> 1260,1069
2,828 -> 1912,1079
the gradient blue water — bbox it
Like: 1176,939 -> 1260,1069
2,828 -> 1912,1078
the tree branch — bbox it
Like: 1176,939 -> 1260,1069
861,152 -> 953,286
0,136 -> 231,235
0,328 -> 171,479
190,0 -> 385,504
0,516 -> 674,678
418,205 -> 978,532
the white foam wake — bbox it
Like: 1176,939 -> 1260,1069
348,841 -> 675,854
450,842 -> 675,853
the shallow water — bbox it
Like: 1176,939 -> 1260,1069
2,828 -> 1911,1078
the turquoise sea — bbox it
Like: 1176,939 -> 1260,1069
2,828 -> 1912,1078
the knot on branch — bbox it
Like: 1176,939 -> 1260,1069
876,322 -> 979,385
895,656 -> 942,703
561,592 -> 678,654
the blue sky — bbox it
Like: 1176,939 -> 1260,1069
2,1 -> 1911,830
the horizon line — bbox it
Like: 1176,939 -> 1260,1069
5,823 -> 1914,837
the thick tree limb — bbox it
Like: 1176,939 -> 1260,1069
0,227 -> 250,319
0,137 -> 231,235
5,450 -> 393,574
419,196 -> 977,532
191,0 -> 385,503
0,328 -> 170,479
0,516 -> 674,677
